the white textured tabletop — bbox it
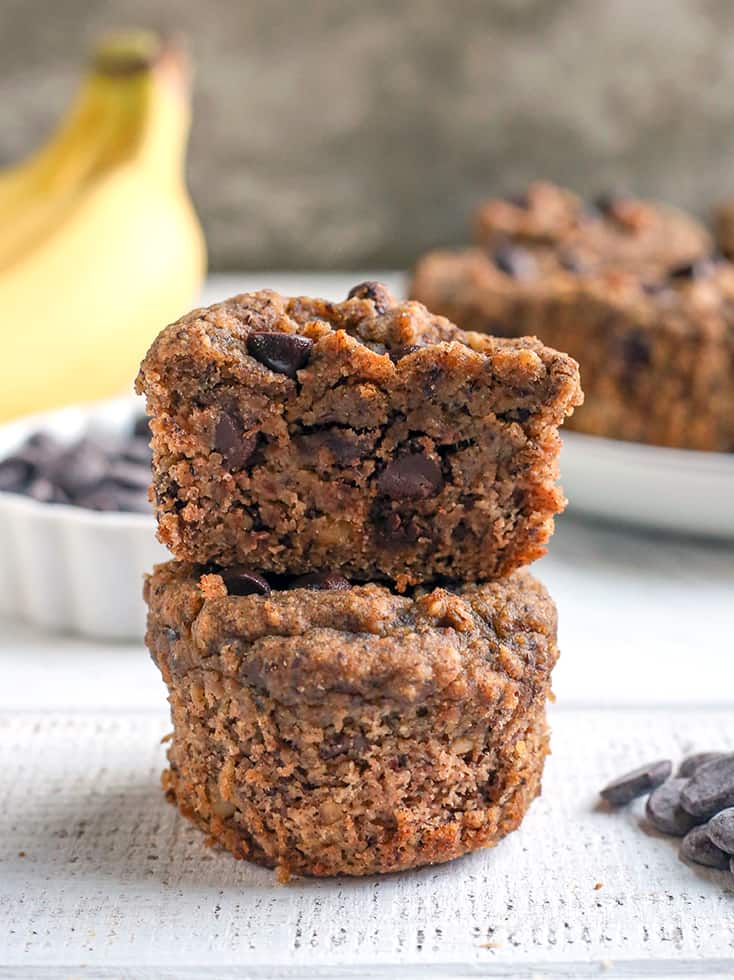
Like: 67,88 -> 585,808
1,275 -> 733,979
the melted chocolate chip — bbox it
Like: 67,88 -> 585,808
220,567 -> 271,597
593,191 -> 630,216
620,330 -> 651,375
389,344 -> 422,363
214,412 -> 257,469
291,572 -> 351,592
669,258 -> 715,281
377,453 -> 443,500
347,281 -> 393,314
383,513 -> 421,541
493,243 -> 537,279
247,332 -> 313,378
505,191 -> 529,208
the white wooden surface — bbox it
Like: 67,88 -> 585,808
1,275 -> 733,979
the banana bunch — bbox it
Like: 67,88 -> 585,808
0,32 -> 206,420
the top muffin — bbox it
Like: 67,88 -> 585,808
136,282 -> 581,588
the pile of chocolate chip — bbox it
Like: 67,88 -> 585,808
600,753 -> 734,879
0,416 -> 152,513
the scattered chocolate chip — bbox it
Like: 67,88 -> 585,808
120,437 -> 153,465
213,412 -> 257,469
680,824 -> 731,870
0,457 -> 32,493
678,752 -> 725,778
47,439 -> 108,497
669,258 -> 715,280
347,281 -> 393,314
247,332 -> 313,379
645,778 -> 698,836
493,243 -> 537,279
707,807 -> 734,855
107,460 -> 152,490
133,415 -> 152,438
389,344 -> 422,363
599,759 -> 672,806
0,422 -> 157,514
162,626 -> 179,641
290,572 -> 351,592
27,477 -> 70,504
680,754 -> 734,819
219,567 -> 271,597
377,453 -> 443,500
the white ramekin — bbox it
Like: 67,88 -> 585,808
0,396 -> 168,640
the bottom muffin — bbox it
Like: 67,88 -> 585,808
144,561 -> 559,879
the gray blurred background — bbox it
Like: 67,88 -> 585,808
4,0 -> 734,270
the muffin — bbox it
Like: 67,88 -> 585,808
135,283 -> 581,588
410,183 -> 734,451
145,560 -> 559,878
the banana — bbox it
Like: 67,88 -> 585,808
0,32 -> 206,421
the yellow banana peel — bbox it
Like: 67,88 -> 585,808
0,32 -> 206,420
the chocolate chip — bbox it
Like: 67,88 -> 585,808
620,330 -> 651,375
707,808 -> 734,855
220,567 -> 271,597
669,258 -> 715,280
247,332 -> 313,379
47,439 -> 108,496
505,191 -> 529,207
107,460 -> 151,490
162,626 -> 179,641
213,412 -> 257,469
347,281 -> 393,314
377,453 -> 443,500
680,824 -> 731,870
678,752 -> 725,778
389,344 -> 422,363
133,415 -> 152,438
120,437 -> 153,465
645,779 -> 698,836
27,477 -> 69,505
599,759 -> 672,806
593,192 -> 629,216
77,485 -> 150,514
0,457 -> 32,492
290,572 -> 351,592
493,243 -> 537,279
680,754 -> 734,819
381,511 -> 421,542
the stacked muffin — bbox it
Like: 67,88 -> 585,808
136,282 -> 582,878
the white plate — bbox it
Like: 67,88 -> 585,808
0,396 -> 168,640
561,430 -> 734,538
